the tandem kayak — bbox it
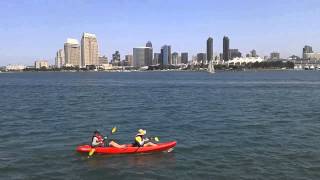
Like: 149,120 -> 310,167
76,141 -> 177,155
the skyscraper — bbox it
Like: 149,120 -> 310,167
145,41 -> 153,65
207,37 -> 213,62
125,55 -> 133,66
112,51 -> 121,66
303,45 -> 313,59
81,33 -> 99,67
153,53 -> 161,65
181,52 -> 188,64
172,52 -> 179,65
55,49 -> 64,68
223,36 -> 230,61
64,38 -> 80,67
160,45 -> 171,65
133,47 -> 153,67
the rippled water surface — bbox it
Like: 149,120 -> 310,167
1,71 -> 320,179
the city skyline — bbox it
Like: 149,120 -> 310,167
0,0 -> 320,65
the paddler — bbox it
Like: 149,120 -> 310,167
91,130 -> 126,148
133,129 -> 157,147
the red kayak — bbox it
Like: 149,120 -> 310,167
76,141 -> 177,155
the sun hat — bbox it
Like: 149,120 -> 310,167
137,129 -> 146,135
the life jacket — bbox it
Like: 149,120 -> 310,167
92,134 -> 104,144
134,134 -> 144,147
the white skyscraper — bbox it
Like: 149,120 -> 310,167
64,38 -> 81,67
81,32 -> 99,67
55,49 -> 65,68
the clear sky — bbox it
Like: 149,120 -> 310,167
0,0 -> 319,66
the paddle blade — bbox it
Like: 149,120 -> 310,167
154,137 -> 159,142
89,148 -> 96,156
111,127 -> 117,134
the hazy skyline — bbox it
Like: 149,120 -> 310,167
0,0 -> 320,65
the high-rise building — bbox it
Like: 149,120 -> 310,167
64,38 -> 81,67
146,41 -> 152,48
160,45 -> 171,65
181,52 -> 188,64
125,55 -> 133,66
251,49 -> 257,57
55,49 -> 64,68
133,47 -> 153,67
197,53 -> 207,64
153,53 -> 161,65
229,49 -> 242,59
270,52 -> 280,60
99,56 -> 109,64
112,51 -> 121,66
223,36 -> 230,61
303,45 -> 313,59
145,42 -> 153,65
81,32 -> 99,67
207,37 -> 213,62
35,60 -> 49,69
172,52 -> 179,65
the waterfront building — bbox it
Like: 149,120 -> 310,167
160,45 -> 171,65
35,60 -> 49,69
64,38 -> 81,67
133,47 -> 153,67
55,49 -> 64,68
172,52 -> 179,65
230,49 -> 242,59
112,51 -> 121,66
223,36 -> 230,61
125,55 -> 133,66
207,37 -> 213,62
99,56 -> 109,64
5,64 -> 26,71
197,53 -> 207,64
153,53 -> 161,65
81,33 -> 99,67
181,52 -> 188,64
304,52 -> 320,60
228,57 -> 264,65
270,52 -> 280,60
303,45 -> 313,59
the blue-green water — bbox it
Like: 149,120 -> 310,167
1,71 -> 320,179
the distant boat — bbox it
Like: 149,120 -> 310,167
208,60 -> 215,74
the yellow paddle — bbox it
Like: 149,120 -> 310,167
88,126 -> 117,157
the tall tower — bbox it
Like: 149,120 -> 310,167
160,45 -> 171,65
81,32 -> 99,67
223,36 -> 230,61
145,41 -> 153,65
64,38 -> 80,67
207,37 -> 213,62
55,49 -> 65,68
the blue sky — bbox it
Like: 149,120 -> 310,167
0,0 -> 319,65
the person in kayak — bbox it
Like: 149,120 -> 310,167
133,129 -> 157,147
91,130 -> 126,148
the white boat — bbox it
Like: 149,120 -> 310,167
208,60 -> 215,74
